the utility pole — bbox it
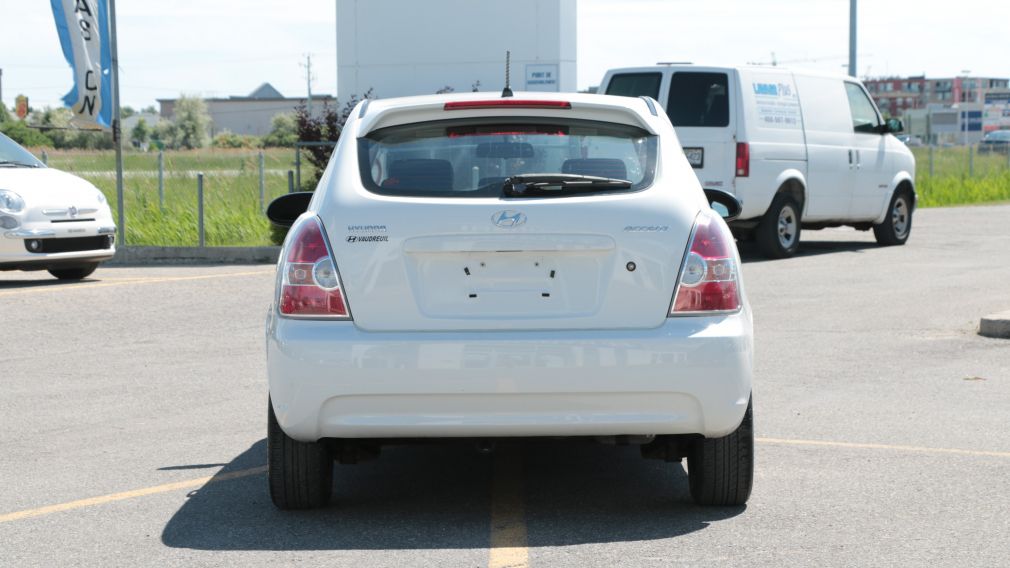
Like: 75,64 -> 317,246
848,0 -> 857,77
0,68 -> 4,105
301,54 -> 314,116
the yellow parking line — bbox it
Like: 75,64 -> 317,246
0,269 -> 273,297
757,437 -> 1010,458
3,437 -> 1007,527
0,466 -> 267,524
488,444 -> 529,568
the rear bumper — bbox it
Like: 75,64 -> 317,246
266,310 -> 753,442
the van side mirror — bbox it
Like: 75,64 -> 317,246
885,118 -> 904,134
266,192 -> 314,228
703,188 -> 742,222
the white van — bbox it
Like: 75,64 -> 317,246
600,65 -> 916,258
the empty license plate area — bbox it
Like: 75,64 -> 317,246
406,251 -> 609,319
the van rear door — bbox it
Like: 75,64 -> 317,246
662,70 -> 737,193
603,68 -> 737,193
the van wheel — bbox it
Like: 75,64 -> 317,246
873,190 -> 913,246
755,194 -> 801,258
48,263 -> 98,280
687,400 -> 754,506
268,398 -> 333,510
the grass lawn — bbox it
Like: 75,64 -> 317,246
35,148 -> 299,246
910,146 -> 1010,207
27,146 -> 1010,246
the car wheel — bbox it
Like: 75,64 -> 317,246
687,399 -> 754,506
268,398 -> 333,510
47,263 -> 99,280
755,193 -> 801,258
873,189 -> 913,246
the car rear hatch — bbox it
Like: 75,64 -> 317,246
322,97 -> 698,332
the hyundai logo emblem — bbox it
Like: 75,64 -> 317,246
68,205 -> 79,218
492,210 -> 526,228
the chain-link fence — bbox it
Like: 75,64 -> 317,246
34,148 -> 304,247
910,144 -> 1010,207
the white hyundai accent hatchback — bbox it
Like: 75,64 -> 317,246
266,92 -> 754,509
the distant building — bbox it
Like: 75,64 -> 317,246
863,76 -> 928,118
864,75 -> 1010,118
336,0 -> 576,102
157,83 -> 334,137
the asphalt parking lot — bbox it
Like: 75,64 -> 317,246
2,205 -> 1009,567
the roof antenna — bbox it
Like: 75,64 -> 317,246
501,51 -> 514,98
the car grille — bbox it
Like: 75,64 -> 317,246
25,235 -> 115,254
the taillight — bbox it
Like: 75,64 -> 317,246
278,217 -> 350,319
670,210 -> 741,315
443,100 -> 572,110
735,142 -> 750,177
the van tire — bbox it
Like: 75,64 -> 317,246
268,398 -> 334,510
687,399 -> 754,506
755,194 -> 801,258
873,189 -> 913,246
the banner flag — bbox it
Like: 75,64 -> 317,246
51,0 -> 113,130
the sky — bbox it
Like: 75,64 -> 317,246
0,0 -> 1005,111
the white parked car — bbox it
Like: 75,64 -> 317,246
265,92 -> 754,509
600,64 -> 917,258
0,133 -> 116,279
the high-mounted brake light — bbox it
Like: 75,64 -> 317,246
735,142 -> 750,177
278,217 -> 350,319
670,210 -> 741,315
444,100 -> 572,110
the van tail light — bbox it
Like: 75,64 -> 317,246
735,142 -> 750,177
278,217 -> 350,319
670,210 -> 741,315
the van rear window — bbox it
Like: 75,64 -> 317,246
667,72 -> 730,127
605,73 -> 662,99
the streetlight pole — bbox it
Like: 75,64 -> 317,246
848,0 -> 857,77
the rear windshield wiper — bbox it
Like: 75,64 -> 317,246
502,174 -> 632,197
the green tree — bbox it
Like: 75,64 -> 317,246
0,101 -> 11,124
211,130 -> 261,149
0,120 -> 53,147
152,120 -> 179,149
262,112 -> 298,147
131,118 -> 151,146
171,95 -> 211,149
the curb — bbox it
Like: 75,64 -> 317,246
107,246 -> 280,266
979,311 -> 1010,339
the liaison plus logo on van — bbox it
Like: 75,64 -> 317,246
753,82 -> 794,97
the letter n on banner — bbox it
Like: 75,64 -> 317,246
51,0 -> 113,130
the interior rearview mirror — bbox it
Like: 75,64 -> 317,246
266,192 -> 314,228
703,188 -> 742,222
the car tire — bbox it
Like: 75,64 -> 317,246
687,399 -> 754,506
755,193 -> 802,258
47,263 -> 99,280
873,189 -> 913,246
268,398 -> 333,510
